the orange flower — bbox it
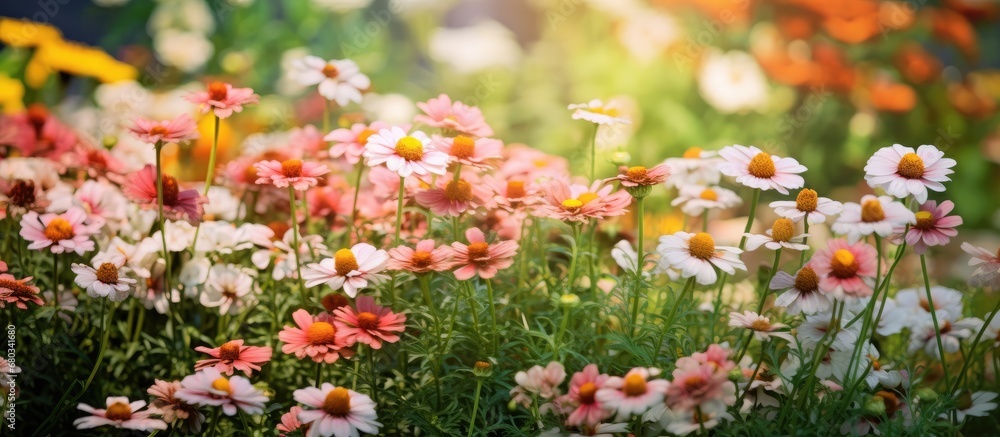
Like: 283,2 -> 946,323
932,8 -> 979,62
948,79 -> 996,119
894,43 -> 942,84
867,77 -> 917,113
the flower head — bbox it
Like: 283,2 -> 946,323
595,367 -> 669,421
671,184 -> 742,217
277,406 -> 306,437
728,311 -> 793,342
664,147 -> 723,188
123,165 -> 203,222
809,238 -> 878,301
743,218 -> 810,252
71,255 -> 136,301
326,121 -> 390,165
719,145 -> 806,194
201,264 -> 258,315
19,207 -> 96,254
899,200 -> 962,255
195,339 -> 273,377
387,239 -> 454,274
832,195 -> 916,243
656,231 -> 746,285
568,99 -> 630,126
291,56 -> 370,106
332,295 -> 406,350
414,176 -> 490,217
537,180 -> 631,223
185,81 -> 259,119
302,243 -> 389,298
175,368 -> 268,416
434,135 -> 503,168
148,380 -> 205,433
864,144 -> 956,204
279,309 -> 354,363
449,228 -> 519,280
563,364 -> 612,428
0,273 -> 43,310
253,159 -> 329,191
74,397 -> 166,431
770,266 -> 831,315
415,94 -> 493,137
363,127 -> 448,178
769,188 -> 843,225
293,384 -> 382,437
961,242 -> 1000,289
127,114 -> 199,144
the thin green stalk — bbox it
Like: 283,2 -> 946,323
367,345 -> 379,405
921,254 -> 952,391
288,186 -> 307,306
207,408 -> 221,437
738,189 -> 761,250
566,224 -> 581,288
467,378 -> 485,437
652,277 -> 696,359
395,176 -> 405,247
737,343 -> 767,407
420,275 -> 443,405
701,209 -> 708,232
315,361 -> 323,387
190,115 -> 221,253
588,123 -> 597,181
154,142 -> 175,343
485,278 -> 499,356
736,248 -> 782,363
955,292 -> 1000,389
554,303 -> 571,358
798,221 -> 810,269
345,164 -> 364,245
629,197 -> 645,337
81,300 -> 112,392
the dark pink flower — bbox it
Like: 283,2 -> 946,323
0,273 -> 43,309
184,81 -> 259,119
903,200 -> 962,255
332,296 -> 406,350
449,228 -> 519,280
387,239 -> 454,274
194,339 -> 273,377
123,165 -> 203,222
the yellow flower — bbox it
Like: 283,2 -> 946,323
0,75 -> 25,113
0,18 -> 62,47
34,40 -> 137,85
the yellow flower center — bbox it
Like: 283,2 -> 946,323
749,318 -> 772,331
306,322 -> 337,345
104,402 -> 132,421
861,199 -> 885,223
334,249 -> 359,276
622,373 -> 647,397
444,180 -> 473,202
794,267 -> 820,292
578,382 -> 598,404
699,188 -> 718,201
450,135 -> 476,159
506,180 -> 526,199
322,387 -> 352,416
747,153 -> 776,178
771,218 -> 795,242
357,128 -> 376,145
626,166 -> 648,181
683,147 -> 703,159
796,188 -> 818,212
897,152 -> 925,179
955,390 -> 973,411
395,136 -> 424,161
914,211 -> 934,229
688,232 -> 716,260
211,377 -> 232,394
219,341 -> 241,361
830,249 -> 859,278
577,192 -> 599,205
43,217 -> 74,242
95,263 -> 120,284
411,251 -> 433,268
208,81 -> 228,101
589,105 -> 619,116
281,159 -> 303,178
322,63 -> 339,79
467,242 -> 490,261
357,312 -> 379,330
561,199 -> 583,212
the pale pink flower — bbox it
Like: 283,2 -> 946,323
123,165 -> 203,222
332,295 -> 406,350
414,176 -> 490,217
864,144 -> 956,204
291,56 -> 370,106
567,99 -> 630,125
19,207 -> 96,254
770,266 -> 831,315
536,180 -> 631,223
277,406 -> 307,436
899,200 -> 961,255
433,134 -> 503,168
293,384 -> 382,437
718,144 -> 806,195
0,273 -> 43,309
809,238 -> 878,301
175,368 -> 268,416
279,309 -> 355,363
596,367 -> 669,421
185,81 -> 259,119
656,232 -> 746,285
253,159 -> 329,191
74,397 -> 166,431
670,184 -> 742,217
363,127 -> 448,178
832,195 -> 916,243
148,379 -> 205,434
484,175 -> 542,212
326,121 -> 390,164
71,255 -> 136,301
450,228 -> 519,280
127,114 -> 199,144
608,164 -> 671,188
564,364 -> 612,428
769,188 -> 843,225
415,94 -> 494,137
728,311 -> 794,342
665,357 -> 735,410
961,242 -> 1000,289
302,243 -> 389,298
194,339 -> 273,376
387,239 -> 454,274
513,362 -> 567,401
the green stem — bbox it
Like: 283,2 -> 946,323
589,123 -> 598,181
288,186 -> 307,306
954,292 -> 1000,389
701,209 -> 708,232
345,164 -> 364,245
420,275 -> 443,405
921,254 -> 952,391
735,248 -> 782,363
207,408 -> 221,437
315,361 -> 323,387
629,197 -> 645,337
203,115 -> 220,197
395,176 -> 405,247
738,189 -> 761,251
485,278 -> 499,356
155,142 -> 175,343
367,345 -> 379,405
554,303 -> 571,358
653,277 -> 696,359
798,221 -> 810,269
467,378 -> 484,437
566,224 -> 581,288
81,300 -> 112,393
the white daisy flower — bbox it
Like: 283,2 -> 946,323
718,144 -> 806,195
301,243 -> 389,298
174,368 -> 268,416
831,195 -> 916,243
942,391 -> 998,422
670,184 -> 742,217
796,310 -> 861,351
893,286 -> 964,325
743,218 -> 810,252
71,255 -> 137,302
908,315 -> 982,359
663,147 -> 723,188
769,188 -> 843,225
362,127 -> 448,178
657,231 -> 745,285
292,384 -> 383,437
864,144 -> 956,204
728,311 -> 794,342
290,56 -> 370,106
961,242 -> 1000,289
595,367 -> 669,421
201,264 -> 258,315
770,266 -> 832,315
611,239 -> 650,278
567,99 -> 631,126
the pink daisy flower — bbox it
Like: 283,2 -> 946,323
363,127 -> 448,178
74,397 -> 167,431
595,367 -> 669,421
254,159 -> 329,191
718,144 -> 806,195
325,121 -> 390,165
302,243 -> 389,298
293,384 -> 382,437
0,273 -> 43,310
809,238 -> 878,301
185,81 -> 259,119
770,266 -> 832,315
608,164 -> 671,188
279,309 -> 355,363
414,176 -> 490,217
564,364 -> 612,428
664,357 -> 735,410
961,242 -> 1000,289
19,207 -> 96,254
899,200 -> 962,255
831,195 -> 916,243
656,232 -> 746,285
511,362 -> 567,406
174,368 -> 268,416
123,164 -> 203,222
536,180 -> 631,223
769,188 -> 843,225
387,239 -> 455,274
332,295 -> 406,350
277,406 -> 307,436
291,56 -> 370,106
864,144 -> 956,204
148,379 -> 205,434
484,176 -> 542,212
414,94 -> 494,137
727,311 -> 794,342
449,228 -> 519,280
127,114 -> 199,144
194,339 -> 273,377
433,134 -> 503,168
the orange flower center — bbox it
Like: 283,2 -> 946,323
771,218 -> 794,242
699,188 -> 718,201
684,375 -> 707,390
561,199 -> 583,212
749,318 -> 772,331
208,81 -> 228,101
268,221 -> 290,241
914,211 -> 934,229
897,152 -> 925,179
622,373 -> 647,397
0,279 -> 33,296
322,387 -> 351,416
444,180 -> 474,202
506,181 -> 526,199
161,174 -> 180,205
219,341 -> 241,361
683,147 -> 703,159
321,293 -> 350,312
395,136 -> 424,161
211,377 -> 232,394
867,354 -> 882,371
467,242 -> 490,260
577,192 -> 599,205
796,188 -> 818,212
830,249 -> 859,278
104,402 -> 132,421
861,199 -> 885,223
149,125 -> 168,136
450,135 -> 476,159
322,63 -> 339,79
626,166 -> 648,181
43,217 -> 74,242
306,322 -> 337,345
688,232 -> 716,260
578,382 -> 598,404
95,263 -> 119,284
357,128 -> 376,145
281,159 -> 304,178
748,153 -> 776,178
411,251 -> 433,268
334,249 -> 359,276
794,267 -> 820,292
357,312 -> 379,330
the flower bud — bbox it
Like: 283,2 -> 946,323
473,361 -> 493,377
560,293 -> 580,308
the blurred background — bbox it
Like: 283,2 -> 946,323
1,0 -> 999,267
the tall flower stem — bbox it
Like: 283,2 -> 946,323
954,291 -> 1000,389
345,164 -> 364,245
485,278 -> 499,356
652,277 -> 696,359
288,186 -> 307,306
154,141 -> 175,341
366,345 -> 379,405
629,197 -> 646,337
386,176 -> 406,306
588,123 -> 598,181
566,223 -> 582,288
798,221 -> 810,268
191,115 -> 221,252
735,248 -> 782,363
921,254 -> 952,391
702,209 -> 709,232
467,377 -> 485,437
420,275 -> 443,405
738,189 -> 761,251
